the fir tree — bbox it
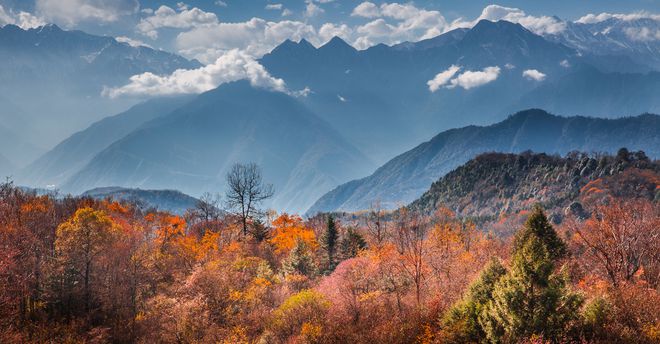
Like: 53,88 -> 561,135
281,238 -> 317,277
320,215 -> 339,273
440,258 -> 507,343
340,227 -> 367,259
479,206 -> 583,343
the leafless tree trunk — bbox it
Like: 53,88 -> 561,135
225,163 -> 274,236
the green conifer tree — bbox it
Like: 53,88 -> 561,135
281,238 -> 317,277
320,215 -> 339,273
440,258 -> 507,343
479,205 -> 583,343
340,227 -> 367,259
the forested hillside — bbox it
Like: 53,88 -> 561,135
309,110 -> 660,214
409,149 -> 659,220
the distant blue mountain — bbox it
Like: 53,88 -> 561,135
61,81 -> 376,213
307,110 -> 660,214
21,95 -> 194,188
260,19 -> 660,165
546,17 -> 660,70
0,24 -> 200,151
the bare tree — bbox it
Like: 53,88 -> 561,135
225,163 -> 274,236
365,200 -> 387,246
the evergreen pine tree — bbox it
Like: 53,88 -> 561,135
440,258 -> 507,343
340,227 -> 367,259
281,238 -> 317,277
479,206 -> 583,343
320,215 -> 339,273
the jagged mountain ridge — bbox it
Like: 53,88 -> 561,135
307,110 -> 660,214
260,20 -> 578,163
261,19 -> 660,165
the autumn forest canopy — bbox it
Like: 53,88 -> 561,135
1,152 -> 659,343
1,1 -> 660,343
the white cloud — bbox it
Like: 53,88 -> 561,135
116,36 -> 151,48
137,5 -> 218,39
504,63 -> 516,70
337,94 -> 347,102
175,18 -> 316,63
623,27 -> 660,42
0,5 -> 47,29
560,59 -> 571,68
576,11 -> 660,24
104,49 -> 289,98
522,69 -> 546,81
281,9 -> 293,17
351,2 -> 448,48
215,1 -> 228,7
427,65 -> 461,92
428,65 -> 500,91
318,23 -> 353,44
448,66 -> 501,90
36,0 -> 138,26
266,4 -> 283,10
304,1 -> 324,18
351,2 -> 380,18
451,4 -> 566,35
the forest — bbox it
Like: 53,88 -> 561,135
0,157 -> 658,344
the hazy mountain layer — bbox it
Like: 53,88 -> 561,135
307,110 -> 660,214
0,24 -> 200,149
261,20 -> 578,163
63,82 -> 375,213
21,96 -> 194,188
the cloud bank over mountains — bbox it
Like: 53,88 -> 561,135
4,1 -> 658,99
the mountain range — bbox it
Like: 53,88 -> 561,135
307,110 -> 660,214
260,19 -> 660,164
0,24 -> 200,163
58,81 -> 375,213
8,16 -> 660,214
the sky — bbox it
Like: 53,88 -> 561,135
1,0 -> 659,63
1,0 -> 658,97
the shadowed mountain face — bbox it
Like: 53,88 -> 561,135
0,24 -> 200,149
408,150 -> 660,219
21,96 -> 194,188
307,110 -> 660,214
62,81 -> 375,213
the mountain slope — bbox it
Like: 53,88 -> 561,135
510,64 -> 660,116
21,95 -> 194,188
0,24 -> 200,149
82,187 -> 201,215
260,20 -> 578,163
408,150 -> 659,219
547,17 -> 660,70
62,81 -> 375,213
307,110 -> 660,214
